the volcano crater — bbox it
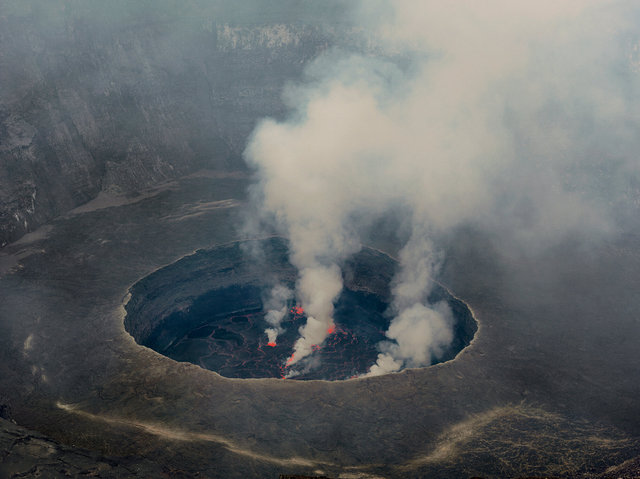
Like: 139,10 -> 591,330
124,238 -> 476,380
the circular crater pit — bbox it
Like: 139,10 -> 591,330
124,238 -> 476,380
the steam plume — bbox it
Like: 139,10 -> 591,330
245,1 -> 640,374
263,284 -> 293,345
365,231 -> 453,376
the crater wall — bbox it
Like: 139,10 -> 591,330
0,1 -> 365,246
124,238 -> 477,379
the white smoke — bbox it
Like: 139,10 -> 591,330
365,230 -> 454,376
245,1 -> 640,373
289,264 -> 342,361
366,302 -> 454,377
263,284 -> 293,345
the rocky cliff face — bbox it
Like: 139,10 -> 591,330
0,1 -> 361,247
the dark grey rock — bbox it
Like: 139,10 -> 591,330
0,1 -> 365,247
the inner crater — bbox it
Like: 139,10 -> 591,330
124,238 -> 476,380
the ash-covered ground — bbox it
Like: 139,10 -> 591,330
0,175 -> 639,478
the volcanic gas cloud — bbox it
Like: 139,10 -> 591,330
245,1 -> 640,377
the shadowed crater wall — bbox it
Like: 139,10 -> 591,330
124,238 -> 476,380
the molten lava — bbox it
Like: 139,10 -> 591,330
286,353 -> 295,366
291,306 -> 304,315
267,342 -> 276,347
327,324 -> 335,334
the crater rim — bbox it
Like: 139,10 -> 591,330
123,237 -> 478,381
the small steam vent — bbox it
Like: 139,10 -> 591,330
124,238 -> 476,380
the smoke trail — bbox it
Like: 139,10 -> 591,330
246,1 -> 640,374
289,264 -> 343,361
263,284 -> 293,345
366,302 -> 453,377
365,229 -> 454,376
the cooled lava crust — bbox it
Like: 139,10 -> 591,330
124,238 -> 476,380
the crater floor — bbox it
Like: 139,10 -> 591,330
124,239 -> 477,380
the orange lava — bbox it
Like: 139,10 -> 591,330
286,354 -> 295,366
267,342 -> 276,347
291,306 -> 305,315
327,325 -> 335,334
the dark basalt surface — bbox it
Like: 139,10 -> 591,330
0,418 -> 164,478
124,238 -> 477,380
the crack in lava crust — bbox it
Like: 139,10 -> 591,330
170,289 -> 388,380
